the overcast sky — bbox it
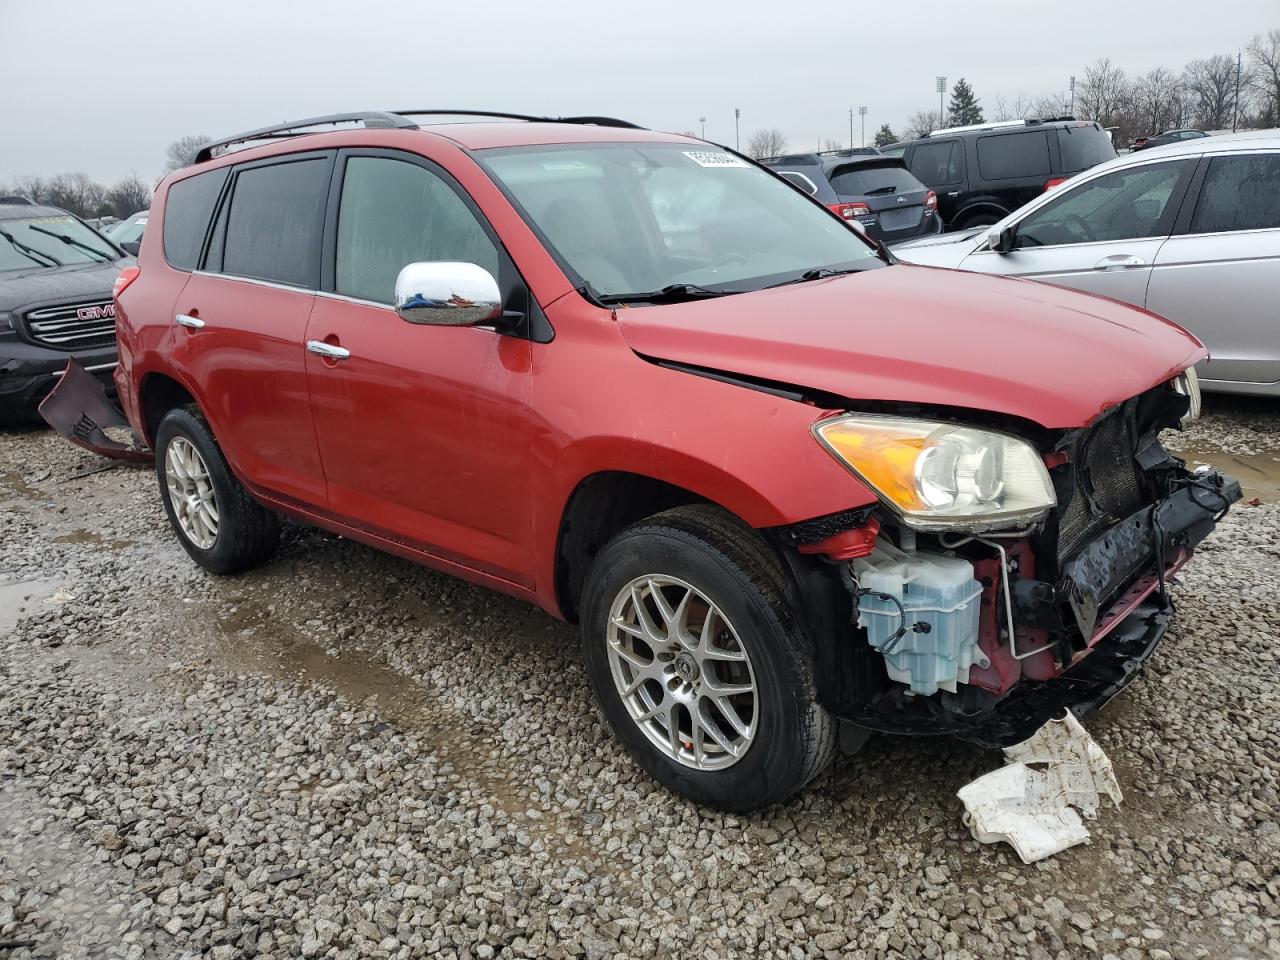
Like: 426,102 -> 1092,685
2,0 -> 1275,184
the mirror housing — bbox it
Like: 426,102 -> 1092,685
394,261 -> 502,326
987,225 -> 1016,254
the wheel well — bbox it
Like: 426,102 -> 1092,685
953,203 -> 1009,228
139,373 -> 197,445
555,472 -> 708,622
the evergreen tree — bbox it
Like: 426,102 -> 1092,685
948,78 -> 984,126
873,123 -> 898,147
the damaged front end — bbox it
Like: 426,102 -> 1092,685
781,377 -> 1241,748
38,359 -> 152,463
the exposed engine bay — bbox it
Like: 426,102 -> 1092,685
783,379 -> 1242,747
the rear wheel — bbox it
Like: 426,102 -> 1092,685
955,210 -> 1004,229
580,505 -> 835,811
155,407 -> 279,574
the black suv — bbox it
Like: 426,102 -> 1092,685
892,119 -> 1116,230
761,152 -> 940,244
0,199 -> 129,422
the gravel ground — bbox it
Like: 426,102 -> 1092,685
1,393 -> 1278,960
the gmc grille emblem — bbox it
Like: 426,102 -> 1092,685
77,304 -> 115,321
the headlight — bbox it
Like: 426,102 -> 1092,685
813,414 -> 1057,531
1172,367 -> 1201,426
0,312 -> 13,335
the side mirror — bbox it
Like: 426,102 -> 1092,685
987,225 -> 1016,254
394,261 -> 502,326
121,240 -> 141,256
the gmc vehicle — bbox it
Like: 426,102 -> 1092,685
892,118 -> 1117,230
0,198 -> 129,422
43,110 -> 1238,812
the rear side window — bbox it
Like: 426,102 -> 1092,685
222,158 -> 329,287
1057,126 -> 1117,174
777,171 -> 819,196
977,131 -> 1051,180
162,169 -> 227,270
1191,154 -> 1280,234
908,141 -> 962,186
828,162 -> 922,197
336,156 -> 500,303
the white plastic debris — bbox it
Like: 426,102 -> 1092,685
957,712 -> 1122,863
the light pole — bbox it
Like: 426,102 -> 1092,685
1234,50 -> 1242,132
859,106 -> 867,147
1069,75 -> 1076,116
699,116 -> 706,139
734,108 -> 740,151
936,76 -> 947,128
848,108 -> 854,149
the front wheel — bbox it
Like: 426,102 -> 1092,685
580,506 -> 835,811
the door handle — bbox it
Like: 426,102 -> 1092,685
306,339 -> 351,360
175,314 -> 205,329
946,191 -> 961,197
1093,255 -> 1146,270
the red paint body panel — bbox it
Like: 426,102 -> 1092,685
113,121 -> 1208,623
616,265 -> 1206,429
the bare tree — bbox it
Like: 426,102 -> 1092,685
3,174 -> 50,205
904,110 -> 943,139
745,129 -> 788,160
165,135 -> 213,172
991,93 -> 1033,122
106,175 -> 153,218
1183,55 -> 1243,129
1029,93 -> 1070,120
43,173 -> 107,218
821,138 -> 844,153
1077,58 -> 1130,125
1248,29 -> 1280,126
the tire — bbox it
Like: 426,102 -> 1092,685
154,406 -> 279,575
955,210 -> 1003,230
580,505 -> 836,811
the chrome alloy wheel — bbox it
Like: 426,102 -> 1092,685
164,437 -> 219,550
606,575 -> 758,770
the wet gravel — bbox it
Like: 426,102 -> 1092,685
1,393 -> 1278,959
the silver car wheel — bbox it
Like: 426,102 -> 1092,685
605,574 -> 758,771
165,437 -> 219,550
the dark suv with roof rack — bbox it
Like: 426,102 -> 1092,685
894,118 -> 1116,230
761,151 -> 940,244
0,198 -> 130,422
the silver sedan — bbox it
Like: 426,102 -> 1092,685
895,130 -> 1280,396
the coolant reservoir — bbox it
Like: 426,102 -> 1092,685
852,542 -> 984,696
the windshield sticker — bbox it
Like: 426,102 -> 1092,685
683,151 -> 749,168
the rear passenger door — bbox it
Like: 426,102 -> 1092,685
974,130 -> 1052,214
1147,151 -> 1280,389
172,152 -> 332,507
907,139 -> 964,224
303,150 -> 535,586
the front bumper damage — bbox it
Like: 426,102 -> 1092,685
37,359 -> 151,463
798,465 -> 1241,749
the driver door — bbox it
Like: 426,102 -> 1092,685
959,158 -> 1197,308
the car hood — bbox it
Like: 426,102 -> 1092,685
616,265 -> 1205,430
0,259 -> 129,312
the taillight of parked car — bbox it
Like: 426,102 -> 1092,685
113,265 -> 141,299
830,202 -> 871,221
1044,177 -> 1068,191
924,191 -> 938,213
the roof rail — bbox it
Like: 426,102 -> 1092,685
925,116 -> 1083,138
194,109 -> 647,163
195,111 -> 417,162
759,153 -> 822,164
392,109 -> 643,129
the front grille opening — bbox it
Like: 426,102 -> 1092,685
23,300 -> 117,350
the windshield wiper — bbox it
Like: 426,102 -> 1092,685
27,225 -> 114,262
0,229 -> 62,266
863,185 -> 897,196
764,267 -> 864,289
598,283 -> 737,305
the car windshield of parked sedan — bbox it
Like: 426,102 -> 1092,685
0,215 -> 121,271
479,143 -> 883,302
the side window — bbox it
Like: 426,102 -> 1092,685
908,141 -> 961,186
336,156 -> 500,304
222,158 -> 329,287
976,131 -> 1050,180
777,171 -> 819,196
1190,154 -> 1280,234
1013,160 -> 1191,248
162,168 -> 228,270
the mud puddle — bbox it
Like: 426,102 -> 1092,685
0,577 -> 61,633
50,529 -> 135,550
1177,445 -> 1280,502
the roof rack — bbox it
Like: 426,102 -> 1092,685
759,153 -> 822,165
195,109 -> 646,162
924,116 -> 1083,138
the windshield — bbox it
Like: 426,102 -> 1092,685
478,143 -> 882,302
0,215 -> 121,271
1057,125 -> 1117,174
106,215 -> 147,244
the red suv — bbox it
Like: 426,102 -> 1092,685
44,110 -> 1239,811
